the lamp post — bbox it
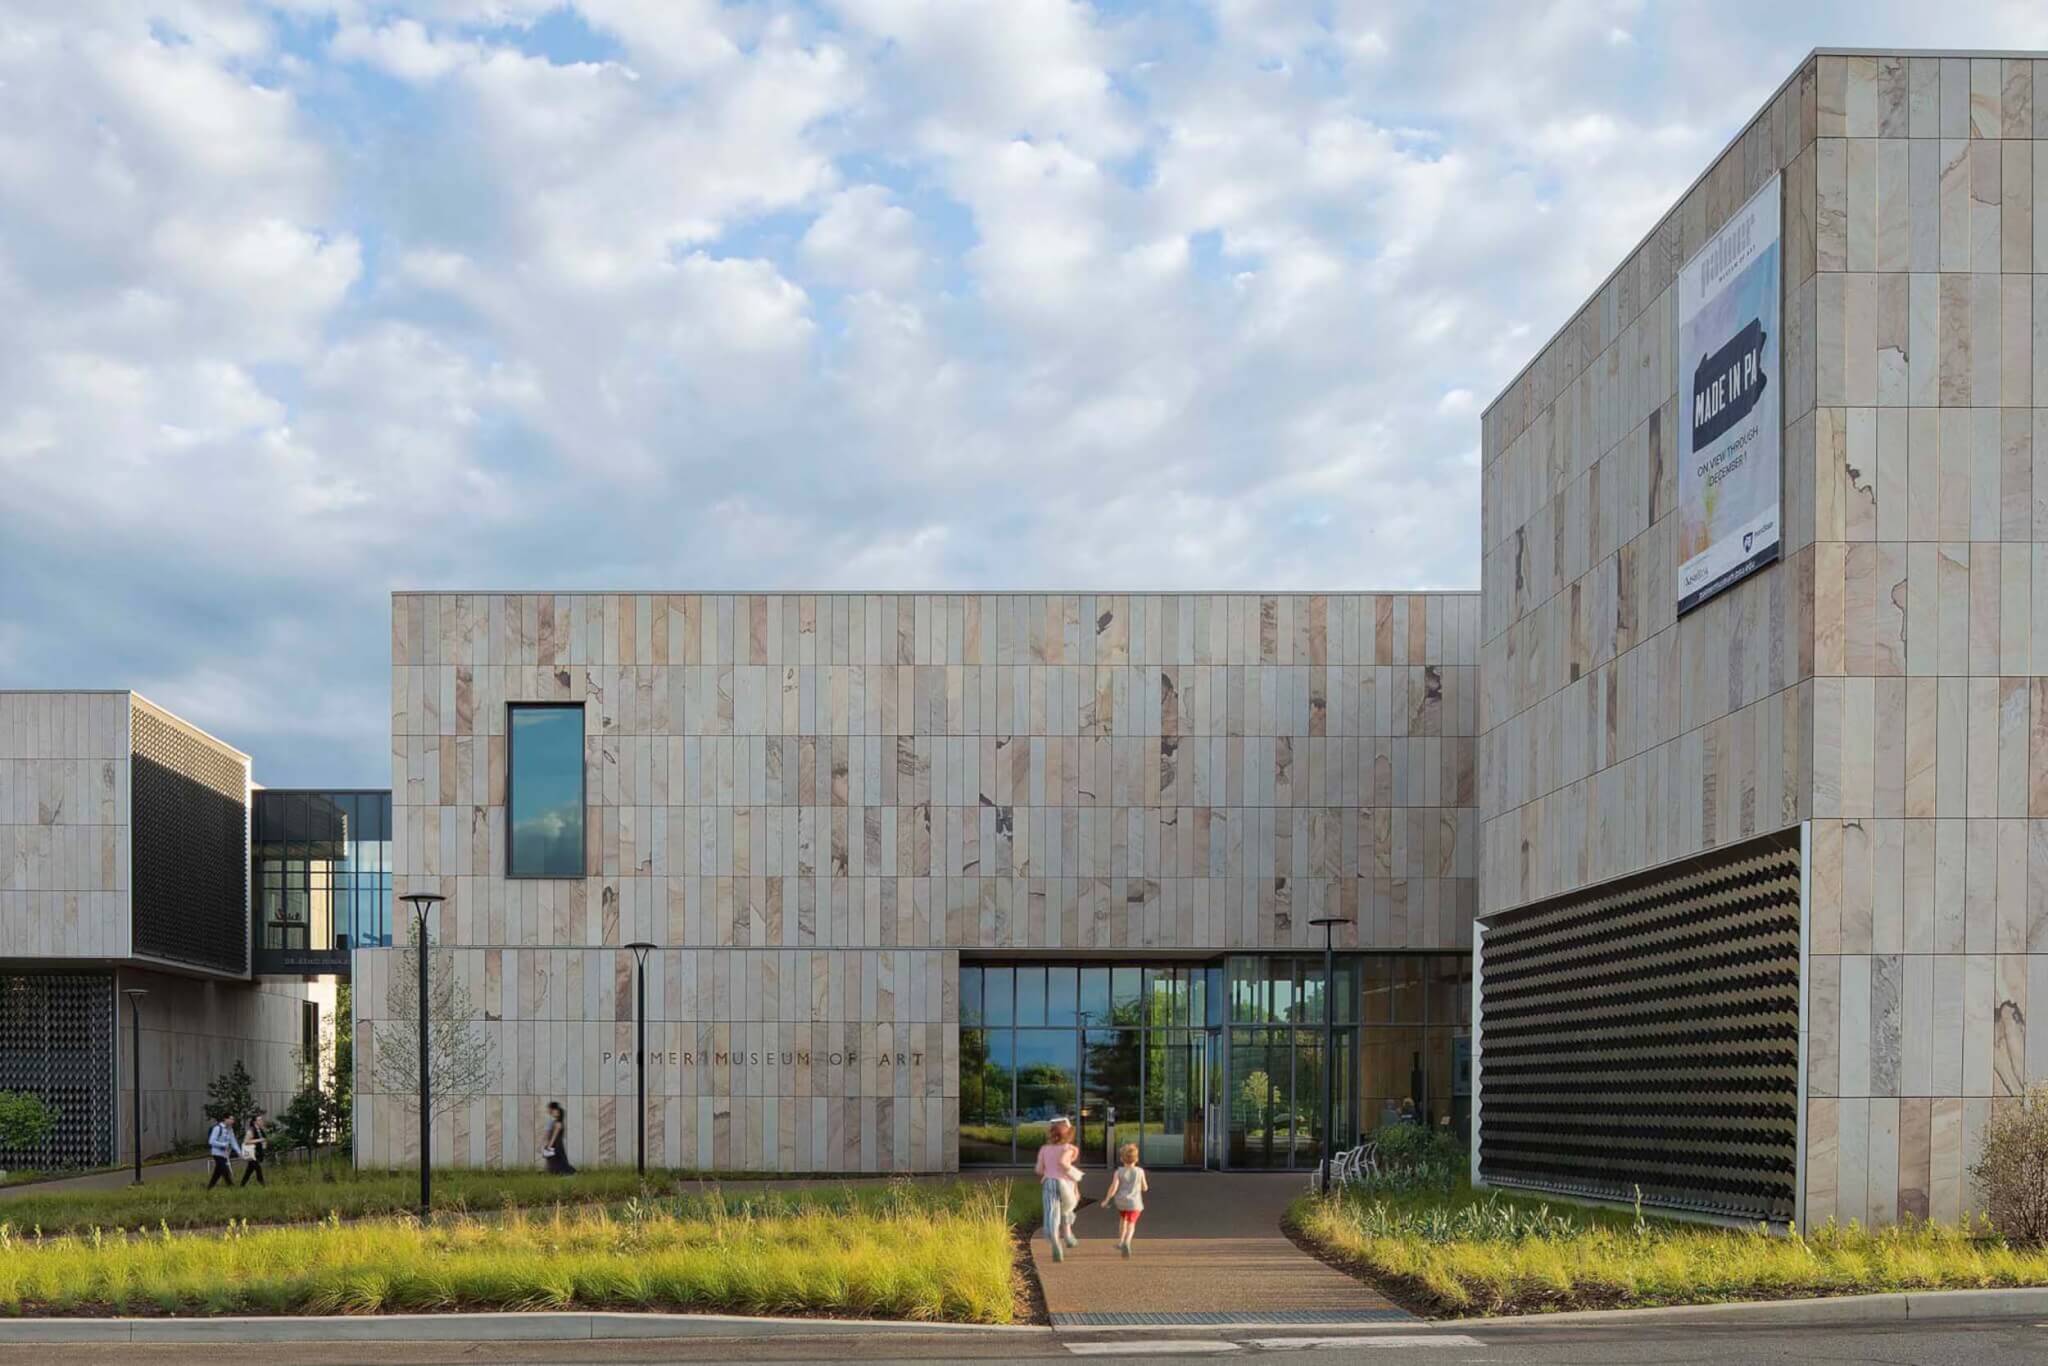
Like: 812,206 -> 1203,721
121,988 -> 148,1184
1308,915 -> 1352,1192
626,942 -> 656,1176
399,892 -> 444,1220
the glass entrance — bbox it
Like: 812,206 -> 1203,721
959,960 -> 1222,1167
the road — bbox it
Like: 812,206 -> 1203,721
2,1318 -> 2044,1364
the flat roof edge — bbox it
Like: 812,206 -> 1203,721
389,587 -> 1484,597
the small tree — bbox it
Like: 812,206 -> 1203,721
1971,1082 -> 2048,1245
203,1060 -> 256,1124
0,1091 -> 58,1156
372,931 -> 496,1122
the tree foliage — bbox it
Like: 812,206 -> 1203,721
373,929 -> 496,1119
1971,1082 -> 2048,1245
203,1060 -> 255,1124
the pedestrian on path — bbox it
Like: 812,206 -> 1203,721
542,1101 -> 576,1175
1034,1116 -> 1083,1262
239,1110 -> 269,1186
204,1113 -> 237,1190
1100,1142 -> 1149,1258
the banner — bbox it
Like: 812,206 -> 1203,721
1677,173 -> 1781,616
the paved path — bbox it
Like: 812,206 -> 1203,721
1026,1172 -> 1409,1328
0,1158 -> 210,1199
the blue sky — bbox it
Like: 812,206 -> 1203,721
4,1 -> 2046,785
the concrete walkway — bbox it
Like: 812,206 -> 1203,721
0,1158 -> 210,1199
1025,1171 -> 1410,1328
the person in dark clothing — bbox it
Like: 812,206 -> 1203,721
205,1114 -> 237,1190
542,1101 -> 576,1175
240,1111 -> 269,1186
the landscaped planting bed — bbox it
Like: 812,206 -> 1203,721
0,1159 -> 1044,1238
0,1182 -> 1022,1323
1290,1184 -> 2048,1317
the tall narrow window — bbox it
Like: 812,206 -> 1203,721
508,704 -> 586,877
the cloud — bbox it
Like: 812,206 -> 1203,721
3,0 -> 2024,784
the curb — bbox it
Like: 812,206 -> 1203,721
0,1312 -> 1053,1345
1461,1287 -> 2048,1330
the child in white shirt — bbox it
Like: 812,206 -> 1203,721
1101,1142 -> 1149,1258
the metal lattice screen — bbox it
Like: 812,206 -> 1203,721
1477,830 -> 1801,1222
0,974 -> 115,1168
131,701 -> 248,975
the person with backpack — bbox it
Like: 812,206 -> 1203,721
205,1113 -> 238,1190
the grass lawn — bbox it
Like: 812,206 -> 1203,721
0,1181 -> 1023,1323
0,1158 -> 1039,1239
1290,1181 -> 2048,1317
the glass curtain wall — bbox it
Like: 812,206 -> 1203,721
252,790 -> 394,952
960,953 -> 1473,1170
960,962 -> 1222,1167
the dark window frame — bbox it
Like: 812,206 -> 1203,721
506,702 -> 587,880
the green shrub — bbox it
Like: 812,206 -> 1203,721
0,1092 -> 58,1154
1353,1123 -> 1464,1194
1971,1082 -> 2048,1245
202,1061 -> 255,1125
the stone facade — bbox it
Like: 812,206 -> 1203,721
1481,49 -> 2048,1228
366,591 -> 1480,1171
0,690 -> 321,1164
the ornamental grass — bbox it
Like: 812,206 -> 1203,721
1292,1187 -> 2048,1317
0,1182 -> 1018,1323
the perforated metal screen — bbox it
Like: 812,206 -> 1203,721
0,974 -> 115,1167
1476,830 -> 1801,1223
131,700 -> 248,975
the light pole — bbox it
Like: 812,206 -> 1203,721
626,942 -> 655,1176
121,988 -> 148,1184
400,892 -> 444,1219
1308,915 -> 1352,1191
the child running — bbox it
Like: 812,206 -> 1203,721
1034,1117 -> 1084,1262
1101,1142 -> 1149,1257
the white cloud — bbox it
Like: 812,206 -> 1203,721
4,0 -> 2017,783
800,186 -> 921,292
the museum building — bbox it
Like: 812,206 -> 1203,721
359,591 -> 1480,1175
351,52 -> 2048,1226
10,47 -> 2048,1232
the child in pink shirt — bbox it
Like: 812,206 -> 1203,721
1034,1117 -> 1083,1261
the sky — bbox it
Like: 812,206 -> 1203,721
4,1 -> 2046,786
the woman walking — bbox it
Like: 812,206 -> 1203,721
541,1101 -> 576,1175
1033,1117 -> 1082,1262
239,1110 -> 270,1186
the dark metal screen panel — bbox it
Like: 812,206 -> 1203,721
131,702 -> 248,975
0,973 -> 115,1167
1477,829 -> 1800,1223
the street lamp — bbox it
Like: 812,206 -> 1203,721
399,892 -> 444,1219
626,942 -> 656,1176
1308,915 -> 1353,1192
121,988 -> 148,1185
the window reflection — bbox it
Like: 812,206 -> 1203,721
252,789 -> 393,953
508,705 -> 586,878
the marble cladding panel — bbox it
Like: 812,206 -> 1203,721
0,692 -> 132,958
1483,52 -> 2048,1229
355,945 -> 958,1173
118,967 -> 320,1163
366,592 -> 1479,1169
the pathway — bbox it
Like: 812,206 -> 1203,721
0,1158 -> 210,1199
1025,1171 -> 1411,1329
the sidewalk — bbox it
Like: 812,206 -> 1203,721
0,1158 -> 211,1199
1027,1171 -> 1412,1329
